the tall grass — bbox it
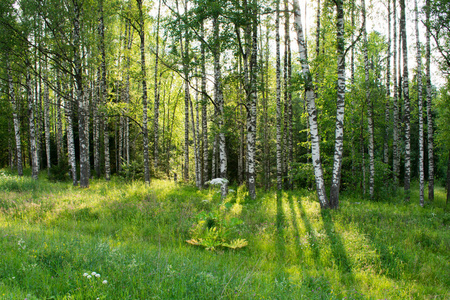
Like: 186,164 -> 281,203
0,170 -> 449,299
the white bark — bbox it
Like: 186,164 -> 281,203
137,0 -> 150,184
6,57 -> 23,176
44,66 -> 51,174
401,0 -> 411,201
426,0 -> 434,201
276,0 -> 282,190
293,0 -> 328,208
415,0 -> 425,206
393,0 -> 400,184
26,67 -> 39,180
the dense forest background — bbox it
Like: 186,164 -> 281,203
1,0 -> 449,207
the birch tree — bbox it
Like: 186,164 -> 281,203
26,65 -> 39,180
401,0 -> 411,201
425,0 -> 434,201
414,0 -> 425,206
393,0 -> 400,185
293,0 -> 328,208
6,56 -> 23,176
329,0 -> 346,208
137,0 -> 151,184
276,0 -> 282,190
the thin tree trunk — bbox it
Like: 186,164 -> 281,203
401,0 -> 411,201
447,150 -> 450,206
393,0 -> 400,185
426,0 -> 434,201
125,19 -> 133,167
415,0 -> 425,206
213,15 -> 228,197
137,0 -> 150,184
44,65 -> 51,174
6,56 -> 23,176
276,0 -> 282,190
247,6 -> 257,200
286,1 -> 293,189
384,0 -> 391,166
329,0 -> 346,208
154,0 -> 161,170
201,21 -> 208,187
180,3 -> 190,183
190,97 -> 199,188
26,66 -> 39,180
93,71 -> 100,177
293,0 -> 328,208
56,70 -> 63,166
363,0 -> 375,199
66,80 -> 77,186
99,0 -> 110,181
73,0 -> 89,187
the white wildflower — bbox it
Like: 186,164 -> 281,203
87,275 -> 92,279
95,273 -> 100,278
83,273 -> 88,277
91,272 -> 97,276
207,178 -> 229,186
102,280 -> 108,284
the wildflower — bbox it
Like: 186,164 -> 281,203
87,275 -> 92,279
83,273 -> 88,277
102,280 -> 108,284
91,272 -> 97,276
95,273 -> 100,278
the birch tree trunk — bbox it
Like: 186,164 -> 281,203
363,0 -> 375,199
154,0 -> 161,171
384,0 -> 391,166
99,0 -> 110,181
393,0 -> 400,185
93,72 -> 100,177
276,0 -> 282,190
293,0 -> 329,208
286,2 -> 293,190
6,56 -> 23,176
66,85 -> 77,186
73,0 -> 89,187
447,150 -> 450,206
56,70 -> 64,166
213,15 -> 228,198
414,0 -> 425,206
201,21 -> 208,187
329,0 -> 346,208
44,65 -> 51,174
401,0 -> 411,201
426,0 -> 434,201
137,0 -> 150,184
26,66 -> 39,180
247,7 -> 257,200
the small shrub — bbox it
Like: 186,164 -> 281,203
186,209 -> 247,251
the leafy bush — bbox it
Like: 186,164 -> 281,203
186,208 -> 247,251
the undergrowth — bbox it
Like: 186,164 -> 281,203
0,169 -> 449,299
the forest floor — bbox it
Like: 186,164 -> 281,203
0,169 -> 449,300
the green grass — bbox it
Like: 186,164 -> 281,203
0,169 -> 449,299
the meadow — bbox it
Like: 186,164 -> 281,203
0,169 -> 449,299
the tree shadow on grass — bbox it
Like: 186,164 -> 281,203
275,190 -> 286,273
320,209 -> 355,284
286,192 -> 306,262
295,196 -> 320,262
